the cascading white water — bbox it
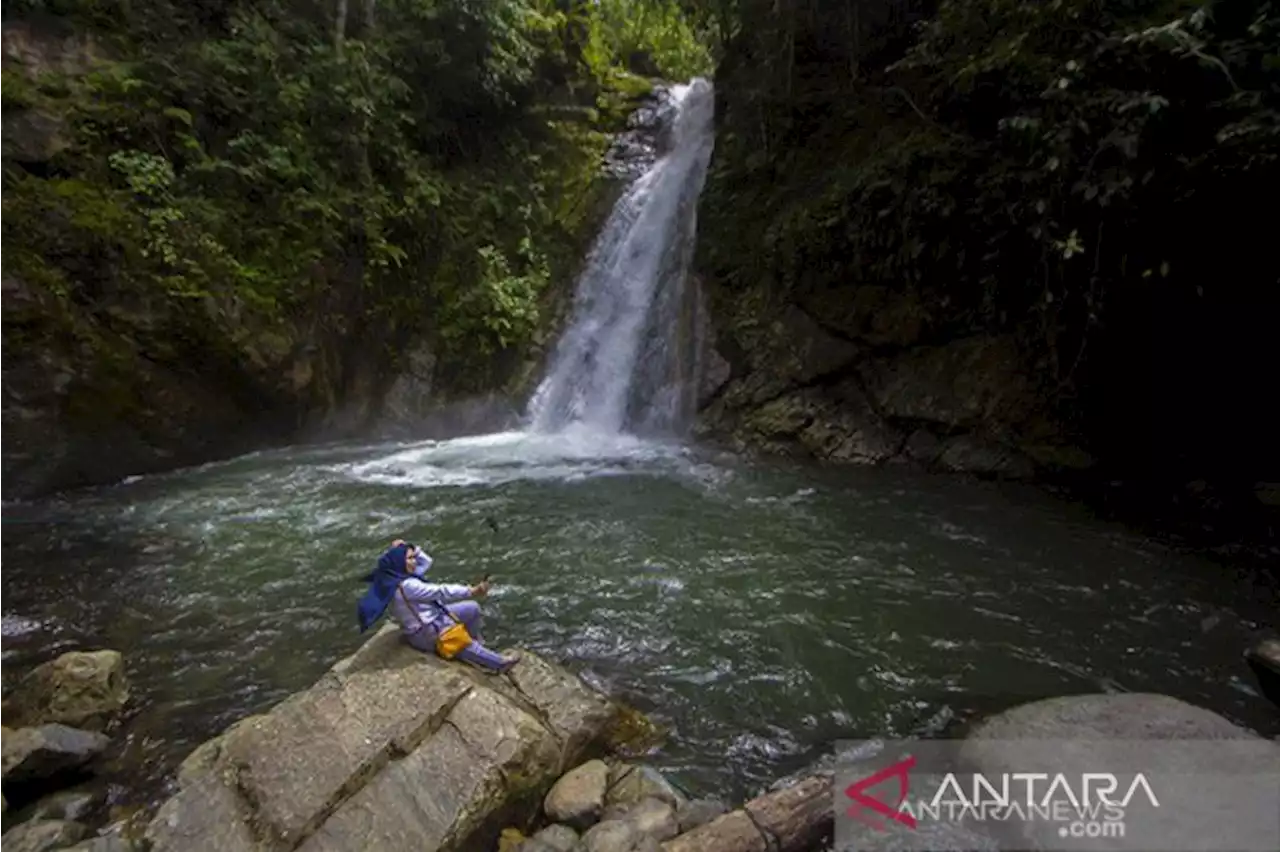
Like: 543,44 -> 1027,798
527,78 -> 716,437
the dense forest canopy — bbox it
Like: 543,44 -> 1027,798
697,0 -> 1280,485
2,0 -> 714,386
3,0 -> 1278,499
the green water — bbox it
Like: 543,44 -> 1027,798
2,428 -> 1276,811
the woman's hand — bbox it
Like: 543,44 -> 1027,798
470,580 -> 491,599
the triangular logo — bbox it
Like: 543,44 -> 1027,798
844,754 -> 917,830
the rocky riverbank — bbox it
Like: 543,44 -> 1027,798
1,650 -> 132,851
6,631 -> 1278,852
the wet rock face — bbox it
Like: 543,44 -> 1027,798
696,284 -> 1090,480
1,20 -> 103,166
602,84 -> 682,182
4,651 -> 130,732
142,625 -> 620,852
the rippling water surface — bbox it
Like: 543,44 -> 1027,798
3,428 -> 1276,810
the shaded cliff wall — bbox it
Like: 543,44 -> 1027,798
694,0 -> 1280,503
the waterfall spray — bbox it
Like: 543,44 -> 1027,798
527,78 -> 716,437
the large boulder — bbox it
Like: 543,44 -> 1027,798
606,764 -> 686,811
960,694 -> 1280,852
144,625 -> 621,852
4,651 -> 129,731
543,760 -> 609,829
1,724 -> 110,786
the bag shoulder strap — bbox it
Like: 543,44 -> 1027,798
397,580 -> 458,629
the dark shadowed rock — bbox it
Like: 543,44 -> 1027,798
2,110 -> 69,162
903,427 -> 944,464
1245,638 -> 1280,708
20,786 -> 106,823
1,724 -> 110,786
935,435 -> 1036,479
861,336 -> 1034,430
738,384 -> 901,466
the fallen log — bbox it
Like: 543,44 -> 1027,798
662,775 -> 832,852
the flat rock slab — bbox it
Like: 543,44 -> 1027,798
145,625 -> 617,852
960,693 -> 1280,852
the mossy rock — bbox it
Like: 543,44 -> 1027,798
602,704 -> 665,758
2,68 -> 41,109
496,827 -> 527,852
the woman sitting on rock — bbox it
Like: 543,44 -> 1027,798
357,539 -> 519,674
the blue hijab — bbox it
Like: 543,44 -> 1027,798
356,544 -> 411,633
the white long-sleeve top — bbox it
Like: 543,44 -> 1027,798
389,575 -> 472,635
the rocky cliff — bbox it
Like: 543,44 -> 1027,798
694,286 -> 1089,478
693,0 -> 1280,497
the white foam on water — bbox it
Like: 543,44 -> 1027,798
2,613 -> 49,638
341,426 -> 694,490
528,78 -> 716,436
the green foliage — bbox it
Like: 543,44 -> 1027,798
700,0 -> 1279,401
440,240 -> 551,355
3,0 -> 717,399
583,0 -> 716,81
2,68 -> 39,107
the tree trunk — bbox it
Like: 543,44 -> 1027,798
662,775 -> 832,852
334,0 -> 348,56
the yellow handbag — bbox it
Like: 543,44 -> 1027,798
435,621 -> 472,660
399,584 -> 472,659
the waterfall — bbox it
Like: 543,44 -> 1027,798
527,78 -> 716,437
